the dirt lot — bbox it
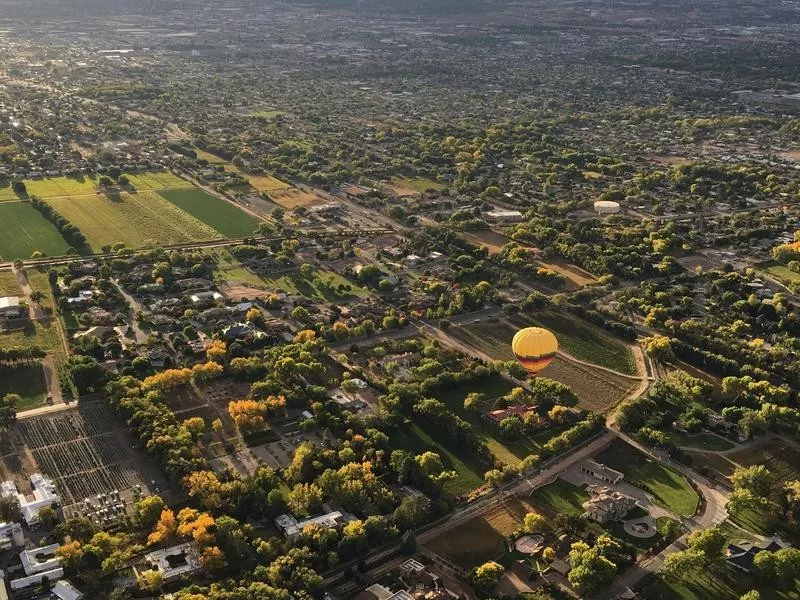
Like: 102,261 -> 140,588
536,259 -> 597,287
780,150 -> 800,162
463,229 -> 510,254
219,283 -> 275,300
269,188 -> 325,209
1,401 -> 172,519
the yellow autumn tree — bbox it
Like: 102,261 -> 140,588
200,545 -> 226,571
206,339 -> 227,363
147,508 -> 176,546
191,361 -> 224,382
228,399 -> 268,434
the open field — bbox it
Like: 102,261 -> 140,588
513,311 -> 636,374
535,259 -> 598,287
0,271 -> 21,296
3,402 -> 171,518
596,439 -> 699,516
0,202 -> 72,259
390,422 -> 485,497
24,268 -> 57,313
0,322 -> 65,361
269,188 -> 325,209
0,364 -> 47,409
195,149 -> 228,163
391,177 -> 446,194
158,188 -> 261,238
48,191 -> 221,250
246,174 -> 290,192
727,438 -> 800,491
462,229 -> 509,254
0,175 -> 97,201
528,478 -> 590,517
261,269 -> 370,300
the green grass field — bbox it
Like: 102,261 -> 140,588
393,177 -> 446,192
426,516 -> 506,570
0,176 -> 98,201
596,440 -> 699,516
514,311 -> 636,374
158,188 -> 261,238
0,202 -> 72,259
0,364 -> 48,409
390,422 -> 485,496
124,171 -> 194,190
756,260 -> 800,286
24,268 -> 57,313
0,271 -> 21,296
528,478 -> 590,517
638,565 -> 800,600
47,191 -> 221,250
261,269 -> 370,301
666,430 -> 734,451
0,321 -> 65,361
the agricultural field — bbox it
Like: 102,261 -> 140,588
47,191 -> 221,250
195,149 -> 228,163
5,403 -> 171,518
0,175 -> 98,201
0,271 -> 21,296
0,364 -> 47,409
595,439 -> 700,516
123,171 -> 194,190
269,188 -> 325,209
0,202 -> 72,259
23,268 -> 57,312
425,498 -> 533,570
512,311 -> 636,375
158,188 -> 261,238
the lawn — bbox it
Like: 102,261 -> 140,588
638,565 -> 800,600
392,177 -> 446,193
194,148 -> 229,164
513,311 -> 636,375
0,271 -> 21,296
47,191 -> 221,250
390,422 -> 485,497
528,478 -> 590,518
426,516 -> 506,570
595,439 -> 699,517
0,202 -> 72,259
158,188 -> 262,238
756,261 -> 800,286
666,430 -> 734,451
0,364 -> 48,409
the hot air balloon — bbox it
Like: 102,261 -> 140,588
512,327 -> 558,376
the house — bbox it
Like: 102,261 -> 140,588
51,580 -> 83,600
485,208 -> 524,223
581,459 -> 624,485
1,474 -> 60,527
66,290 -> 94,307
0,297 -> 21,319
486,403 -> 535,424
140,543 -> 201,582
726,538 -> 789,573
275,510 -> 345,539
189,291 -> 224,305
582,485 -> 636,523
11,543 -> 63,591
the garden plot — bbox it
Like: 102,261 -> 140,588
9,403 -> 170,518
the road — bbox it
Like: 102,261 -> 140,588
110,279 -> 149,345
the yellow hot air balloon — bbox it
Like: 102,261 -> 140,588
512,327 -> 558,375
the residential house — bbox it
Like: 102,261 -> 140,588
486,403 -> 535,424
727,538 -> 789,573
581,459 -> 625,485
582,485 -> 636,523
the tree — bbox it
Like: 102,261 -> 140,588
206,339 -> 227,363
287,483 -> 323,517
464,392 -> 485,411
731,465 -> 772,499
38,505 -> 58,528
228,400 -> 269,434
663,549 -> 704,580
0,393 -> 20,430
200,545 -> 227,571
642,335 -> 675,363
138,569 -> 163,593
55,541 -> 84,569
687,527 -> 726,563
0,495 -> 22,523
135,495 -> 165,530
147,509 -> 177,546
471,561 -> 505,593
183,416 -> 206,441
393,495 -> 432,530
523,512 -> 547,534
740,592 -> 761,600
568,541 -> 618,592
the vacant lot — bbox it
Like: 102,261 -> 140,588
512,311 -> 636,375
269,188 -> 324,209
535,259 -> 598,287
392,177 -> 446,194
596,439 -> 699,516
462,229 -> 509,254
247,174 -> 290,192
0,202 -> 72,259
48,191 -> 221,250
0,364 -> 47,409
538,358 -> 638,413
0,322 -> 65,361
158,188 -> 261,238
